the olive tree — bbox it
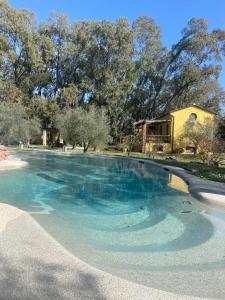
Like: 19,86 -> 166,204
0,103 -> 41,145
181,118 -> 225,165
55,106 -> 111,152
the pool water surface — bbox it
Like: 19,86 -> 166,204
1,153 -> 225,297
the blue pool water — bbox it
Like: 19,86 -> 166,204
1,152 -> 225,295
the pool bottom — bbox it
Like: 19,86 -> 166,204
32,208 -> 225,299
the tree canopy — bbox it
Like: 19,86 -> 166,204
0,1 -> 225,143
55,107 -> 111,152
0,103 -> 41,145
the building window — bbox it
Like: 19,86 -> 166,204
148,126 -> 156,135
189,113 -> 197,122
166,124 -> 169,135
159,126 -> 162,135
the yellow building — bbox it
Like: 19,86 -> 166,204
134,105 -> 216,153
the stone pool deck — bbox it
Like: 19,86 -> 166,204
0,155 -> 28,171
0,203 -> 202,300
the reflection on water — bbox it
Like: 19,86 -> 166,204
168,173 -> 189,194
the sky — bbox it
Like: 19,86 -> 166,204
9,0 -> 225,88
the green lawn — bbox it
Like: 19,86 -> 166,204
8,145 -> 225,184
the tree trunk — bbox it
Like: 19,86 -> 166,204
83,142 -> 89,153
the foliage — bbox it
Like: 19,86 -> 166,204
27,96 -> 60,128
122,134 -> 141,156
55,107 -> 111,152
174,147 -> 184,154
182,118 -> 225,165
0,80 -> 25,104
0,103 -> 41,145
218,116 -> 225,139
0,1 -> 225,144
0,1 -> 44,95
131,17 -> 225,120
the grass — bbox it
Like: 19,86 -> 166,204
7,145 -> 225,184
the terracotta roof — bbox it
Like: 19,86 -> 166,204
134,119 -> 171,126
134,105 -> 216,126
170,104 -> 216,115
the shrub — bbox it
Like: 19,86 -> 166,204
174,147 -> 184,154
181,118 -> 225,165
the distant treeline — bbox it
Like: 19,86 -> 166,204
0,0 -> 225,141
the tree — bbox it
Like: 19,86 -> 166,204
59,84 -> 80,108
1,2 -> 225,144
0,80 -> 25,104
122,133 -> 140,156
0,1 -> 43,95
181,118 -> 225,165
131,17 -> 225,121
66,19 -> 135,141
131,16 -> 165,120
39,12 -> 70,96
55,107 -> 111,152
0,103 -> 41,145
27,96 -> 60,128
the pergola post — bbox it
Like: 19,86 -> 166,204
42,129 -> 47,146
142,123 -> 147,153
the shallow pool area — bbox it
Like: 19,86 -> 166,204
1,152 -> 225,298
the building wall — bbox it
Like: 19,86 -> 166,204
141,106 -> 215,154
171,106 -> 215,151
146,142 -> 172,153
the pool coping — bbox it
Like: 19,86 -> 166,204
136,158 -> 225,210
74,152 -> 225,210
105,154 -> 225,210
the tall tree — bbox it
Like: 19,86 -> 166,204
0,0 -> 43,97
131,16 -> 165,120
39,12 -> 70,95
131,17 -> 225,120
1,2 -> 225,143
67,19 -> 135,140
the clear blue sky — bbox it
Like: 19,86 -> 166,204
9,0 -> 225,88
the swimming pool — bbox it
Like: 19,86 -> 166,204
1,152 -> 225,297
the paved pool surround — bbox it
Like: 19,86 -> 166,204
0,155 -> 28,171
0,203 -> 201,300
